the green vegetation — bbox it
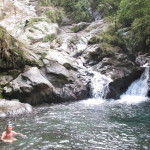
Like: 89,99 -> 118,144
39,0 -> 92,23
89,42 -> 119,61
0,87 -> 3,99
117,0 -> 150,53
39,0 -> 64,23
27,36 -> 36,41
25,18 -> 48,27
71,23 -> 89,33
43,34 -> 56,42
44,7 -> 64,23
97,0 -> 121,17
88,0 -> 150,54
32,25 -> 45,33
89,23 -> 125,49
0,26 -> 37,68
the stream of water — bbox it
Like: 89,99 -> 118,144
0,68 -> 150,150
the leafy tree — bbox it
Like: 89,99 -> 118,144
40,0 -> 92,23
97,0 -> 121,17
117,0 -> 150,52
118,0 -> 150,26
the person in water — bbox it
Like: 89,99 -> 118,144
0,123 -> 26,143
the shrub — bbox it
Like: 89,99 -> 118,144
97,0 -> 121,17
44,6 -> 64,23
43,34 -> 56,42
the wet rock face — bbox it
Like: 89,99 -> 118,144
134,54 -> 150,98
136,54 -> 150,66
3,67 -> 88,105
106,69 -> 144,99
0,99 -> 32,118
0,0 -> 148,104
70,22 -> 90,33
3,67 -> 55,105
148,69 -> 150,97
82,45 -> 144,99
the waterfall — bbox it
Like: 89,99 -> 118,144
84,67 -> 149,105
123,67 -> 149,97
90,71 -> 112,99
119,67 -> 149,104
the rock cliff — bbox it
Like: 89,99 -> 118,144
0,0 -> 149,112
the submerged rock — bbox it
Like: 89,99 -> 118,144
0,99 -> 32,118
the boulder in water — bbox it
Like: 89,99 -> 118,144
3,67 -> 56,105
0,99 -> 32,118
3,66 -> 88,105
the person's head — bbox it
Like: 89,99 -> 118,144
6,123 -> 13,132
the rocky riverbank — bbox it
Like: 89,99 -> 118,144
0,0 -> 149,117
0,99 -> 32,118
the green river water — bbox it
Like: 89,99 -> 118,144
0,97 -> 150,150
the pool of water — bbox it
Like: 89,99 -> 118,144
0,97 -> 150,150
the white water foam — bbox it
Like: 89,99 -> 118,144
120,67 -> 149,104
80,98 -> 105,105
82,71 -> 112,105
118,95 -> 148,104
123,67 -> 149,97
90,71 -> 112,99
83,67 -> 149,105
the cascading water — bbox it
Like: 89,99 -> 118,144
123,67 -> 149,97
81,71 -> 112,105
120,67 -> 149,104
86,67 -> 149,105
0,68 -> 150,150
90,71 -> 112,99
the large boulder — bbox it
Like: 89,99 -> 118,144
0,99 -> 32,118
3,66 -> 88,105
42,59 -> 88,101
3,67 -> 56,105
96,54 -> 144,99
106,69 -> 143,99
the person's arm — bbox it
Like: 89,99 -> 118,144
1,132 -> 6,141
13,131 -> 26,137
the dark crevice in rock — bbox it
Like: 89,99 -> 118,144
106,69 -> 144,99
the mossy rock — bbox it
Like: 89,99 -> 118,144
89,42 -> 120,61
25,18 -> 49,28
63,63 -> 77,71
48,73 -> 69,87
71,22 -> 90,33
0,26 -> 37,69
88,35 -> 102,45
43,34 -> 56,42
88,24 -> 125,50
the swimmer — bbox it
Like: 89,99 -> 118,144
0,123 -> 26,143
